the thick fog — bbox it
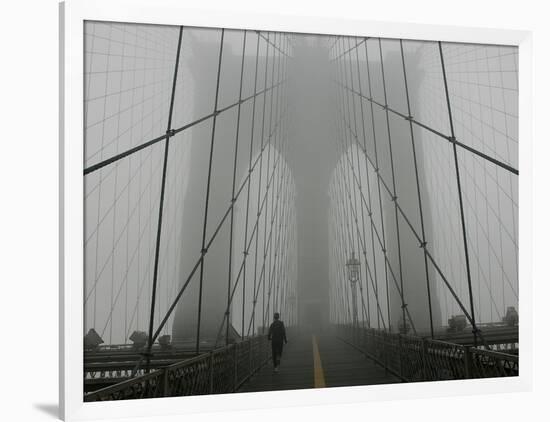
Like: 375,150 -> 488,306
83,21 -> 518,346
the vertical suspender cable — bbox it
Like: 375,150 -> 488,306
196,29 -> 225,354
243,33 -> 261,338
364,39 -> 392,332
254,33 -> 270,335
438,41 -> 478,346
399,40 -> 435,338
226,31 -> 248,345
378,39 -> 407,335
145,26 -> 183,369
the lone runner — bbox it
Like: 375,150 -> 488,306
268,312 -> 287,372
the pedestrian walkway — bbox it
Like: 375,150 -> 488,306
239,330 -> 400,392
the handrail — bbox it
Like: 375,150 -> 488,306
84,335 -> 269,401
337,324 -> 518,382
471,347 -> 518,361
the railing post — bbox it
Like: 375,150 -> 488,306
398,334 -> 403,379
233,344 -> 238,392
266,335 -> 269,362
366,329 -> 371,356
382,333 -> 388,374
209,351 -> 214,394
464,346 -> 473,379
248,338 -> 252,376
421,338 -> 428,381
162,368 -> 170,397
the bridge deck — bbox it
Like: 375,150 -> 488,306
239,331 -> 400,392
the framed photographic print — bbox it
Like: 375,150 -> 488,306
60,0 -> 532,420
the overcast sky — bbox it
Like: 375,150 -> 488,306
83,21 -> 518,344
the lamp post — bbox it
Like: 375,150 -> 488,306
346,252 -> 360,328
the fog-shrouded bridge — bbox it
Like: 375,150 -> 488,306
82,23 -> 519,401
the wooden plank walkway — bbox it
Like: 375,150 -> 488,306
239,331 -> 400,392
239,331 -> 315,392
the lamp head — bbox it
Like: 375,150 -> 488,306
346,252 -> 360,283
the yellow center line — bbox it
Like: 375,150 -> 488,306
312,335 -> 326,388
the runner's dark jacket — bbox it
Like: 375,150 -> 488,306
268,320 -> 287,343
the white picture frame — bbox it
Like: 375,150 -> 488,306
60,0 -> 533,420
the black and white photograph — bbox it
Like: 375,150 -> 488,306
82,20 -> 519,401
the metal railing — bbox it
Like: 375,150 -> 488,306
339,325 -> 518,382
84,335 -> 269,401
